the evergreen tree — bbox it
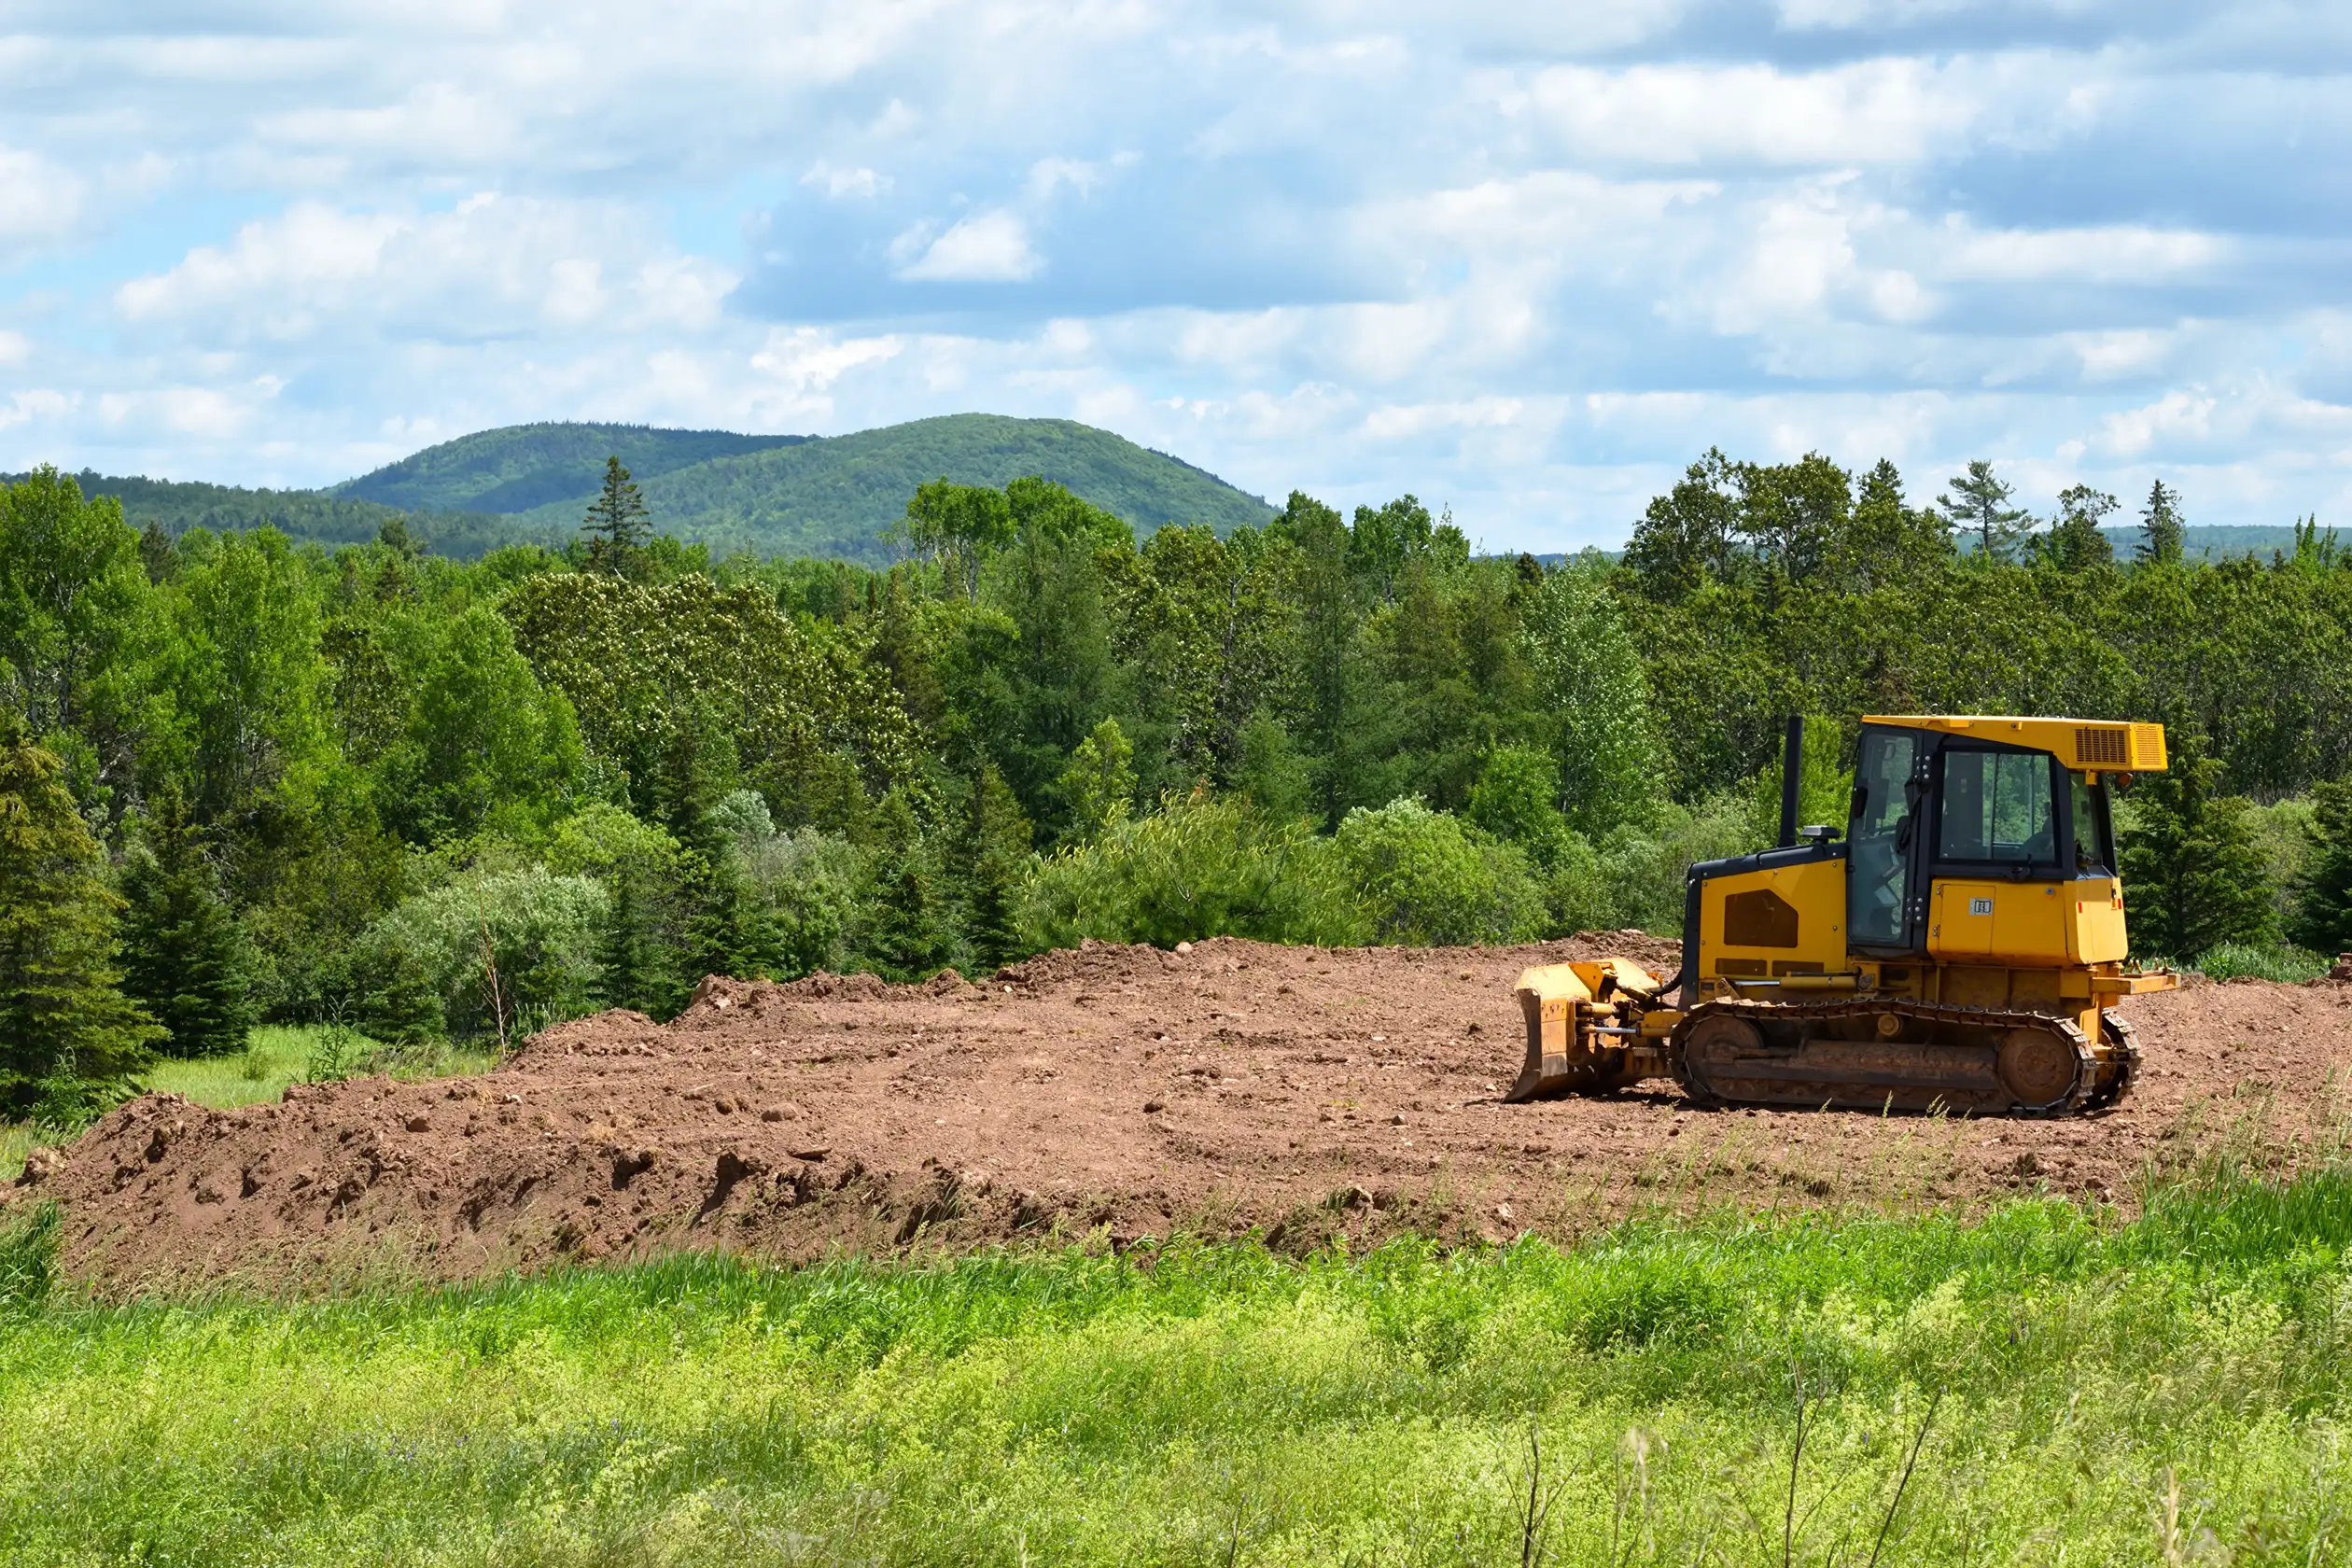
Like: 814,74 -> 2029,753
2116,734 -> 2276,959
1936,460 -> 2033,562
118,791 -> 257,1058
593,874 -> 660,1014
2138,479 -> 2186,566
957,763 -> 1033,972
0,731 -> 161,1117
362,945 -> 445,1046
866,789 -> 948,980
581,456 -> 652,578
137,520 -> 178,583
683,848 -> 780,985
2289,778 -> 2352,958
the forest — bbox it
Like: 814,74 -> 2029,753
0,449 -> 2348,1123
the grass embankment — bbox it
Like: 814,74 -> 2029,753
0,1026 -> 497,1179
7,1162 -> 2352,1565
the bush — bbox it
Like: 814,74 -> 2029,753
1333,797 -> 1545,945
1019,790 -> 1366,951
1593,788 -> 1763,934
356,868 -> 609,1038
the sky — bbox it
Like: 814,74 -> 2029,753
1,1 -> 2348,552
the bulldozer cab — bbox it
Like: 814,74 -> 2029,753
1844,717 -> 2158,961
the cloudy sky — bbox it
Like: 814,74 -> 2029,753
1,1 -> 2346,550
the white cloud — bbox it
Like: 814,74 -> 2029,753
1509,58 -> 1986,166
803,162 -> 891,199
113,195 -> 737,345
892,210 -> 1043,283
2,2 -> 2347,541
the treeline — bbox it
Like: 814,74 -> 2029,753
0,451 -> 2348,1121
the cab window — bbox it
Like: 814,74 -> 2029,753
2070,775 -> 2112,875
1938,749 -> 2057,868
1846,728 -> 1918,946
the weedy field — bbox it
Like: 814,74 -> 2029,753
7,1154 -> 2352,1566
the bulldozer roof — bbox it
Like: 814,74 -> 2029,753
1862,715 -> 2168,773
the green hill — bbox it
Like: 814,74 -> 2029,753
338,413 -> 1276,560
335,424 -> 812,514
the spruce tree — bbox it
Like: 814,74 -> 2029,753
957,764 -> 1032,972
362,946 -> 444,1046
119,791 -> 257,1058
581,456 -> 652,578
867,789 -> 948,981
594,875 -> 659,1014
2138,479 -> 2186,566
2116,734 -> 2276,959
2289,779 -> 2352,958
0,731 -> 161,1118
683,848 -> 780,985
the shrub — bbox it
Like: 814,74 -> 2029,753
1019,790 -> 1366,951
356,868 -> 609,1039
1593,789 -> 1762,934
1332,796 -> 1546,946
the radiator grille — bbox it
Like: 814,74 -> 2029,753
2130,722 -> 2167,769
2074,726 -> 2130,767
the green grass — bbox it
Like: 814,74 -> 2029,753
7,1159 -> 2352,1563
2,1026 -> 497,1179
2193,941 -> 2335,984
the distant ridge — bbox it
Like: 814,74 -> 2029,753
337,423 -> 812,514
330,413 -> 1277,560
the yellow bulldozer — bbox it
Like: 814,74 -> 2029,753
1510,715 -> 2178,1114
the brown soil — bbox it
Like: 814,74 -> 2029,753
17,936 -> 2352,1290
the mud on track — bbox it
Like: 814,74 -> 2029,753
18,937 -> 2352,1289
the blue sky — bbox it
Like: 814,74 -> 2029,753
1,1 -> 2347,551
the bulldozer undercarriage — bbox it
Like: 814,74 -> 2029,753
1664,999 -> 2140,1115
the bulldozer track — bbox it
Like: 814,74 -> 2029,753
1673,996 -> 2108,1116
2090,1012 -> 2142,1110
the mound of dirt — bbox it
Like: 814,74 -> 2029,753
17,936 -> 2352,1288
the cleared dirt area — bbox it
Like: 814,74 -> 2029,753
18,936 -> 2352,1288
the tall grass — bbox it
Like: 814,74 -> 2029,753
7,1158 -> 2352,1563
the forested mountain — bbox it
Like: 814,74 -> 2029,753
25,414 -> 1275,566
0,446 -> 2345,1116
336,424 -> 813,513
337,413 -> 1277,560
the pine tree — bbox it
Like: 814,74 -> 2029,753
0,731 -> 161,1118
1936,460 -> 2033,563
362,946 -> 445,1046
581,456 -> 652,578
2289,778 -> 2352,959
118,791 -> 257,1058
2138,479 -> 2186,566
867,789 -> 947,981
683,848 -> 780,985
957,764 -> 1033,972
593,875 -> 659,1014
2116,734 -> 2276,959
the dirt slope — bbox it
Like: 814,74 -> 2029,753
17,937 -> 2352,1289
